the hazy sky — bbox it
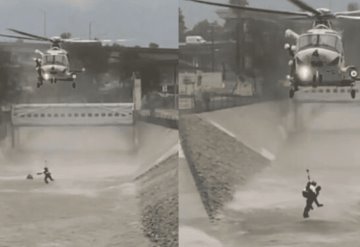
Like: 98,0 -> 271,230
0,0 -> 178,48
181,0 -> 360,29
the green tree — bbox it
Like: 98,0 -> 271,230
185,20 -> 223,41
229,0 -> 248,4
60,32 -> 72,39
348,2 -> 359,11
0,49 -> 10,103
342,3 -> 360,66
179,8 -> 187,42
229,0 -> 248,17
148,42 -> 159,48
67,43 -> 109,76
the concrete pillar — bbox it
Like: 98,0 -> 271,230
133,78 -> 142,111
10,125 -> 18,149
132,124 -> 139,151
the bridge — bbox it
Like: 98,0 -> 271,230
9,103 -> 135,148
11,103 -> 134,126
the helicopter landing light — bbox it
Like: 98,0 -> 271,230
298,66 -> 312,81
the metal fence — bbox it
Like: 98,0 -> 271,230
180,92 -> 259,113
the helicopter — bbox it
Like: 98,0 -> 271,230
0,28 -> 93,89
189,0 -> 360,99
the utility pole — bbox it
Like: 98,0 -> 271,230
235,22 -> 240,76
40,9 -> 47,36
89,22 -> 92,40
211,24 -> 215,72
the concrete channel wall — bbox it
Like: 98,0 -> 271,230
133,122 -> 178,247
179,101 -> 300,219
135,153 -> 178,247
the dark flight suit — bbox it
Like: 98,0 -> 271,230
303,182 -> 323,218
43,167 -> 54,184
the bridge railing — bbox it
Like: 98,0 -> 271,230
11,103 -> 134,126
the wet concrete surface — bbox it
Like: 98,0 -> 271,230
181,101 -> 360,247
0,122 -> 177,247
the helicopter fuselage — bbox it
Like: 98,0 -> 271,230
286,27 -> 358,90
187,0 -> 360,99
35,47 -> 78,87
294,47 -> 348,86
41,64 -> 73,81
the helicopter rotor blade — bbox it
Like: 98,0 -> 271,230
284,16 -> 315,21
288,0 -> 321,16
188,0 -> 309,17
335,10 -> 360,16
7,28 -> 52,42
336,15 -> 360,20
62,39 -> 102,44
0,33 -> 40,41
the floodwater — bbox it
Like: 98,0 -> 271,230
223,102 -> 360,247
188,101 -> 360,247
0,123 -> 176,247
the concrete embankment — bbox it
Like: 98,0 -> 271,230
179,101 -> 302,219
134,122 -> 178,247
136,153 -> 178,247
179,113 -> 270,219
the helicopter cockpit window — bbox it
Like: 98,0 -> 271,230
43,55 -> 53,65
318,35 -> 342,52
54,55 -> 67,65
298,34 -> 342,52
298,35 -> 318,50
43,54 -> 68,65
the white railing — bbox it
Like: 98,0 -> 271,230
11,103 -> 134,126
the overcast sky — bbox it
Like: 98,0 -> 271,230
181,0 -> 360,29
0,0 -> 178,48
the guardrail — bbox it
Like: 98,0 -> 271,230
11,103 -> 134,126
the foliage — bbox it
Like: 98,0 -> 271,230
113,48 -> 161,94
185,20 -> 224,41
148,42 -> 159,48
179,8 -> 187,42
229,0 -> 248,5
348,2 -> 359,11
60,32 -> 72,39
0,49 -> 10,103
66,43 -> 109,75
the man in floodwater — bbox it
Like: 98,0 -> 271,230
37,167 -> 54,184
302,181 -> 323,218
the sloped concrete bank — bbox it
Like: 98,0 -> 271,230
179,101 -> 303,219
133,122 -> 178,247
135,153 -> 178,247
179,114 -> 270,219
0,122 -> 178,246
